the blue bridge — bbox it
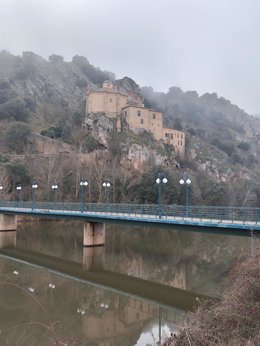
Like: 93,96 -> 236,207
0,201 -> 259,248
0,201 -> 260,232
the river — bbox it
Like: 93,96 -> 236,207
0,221 -> 251,345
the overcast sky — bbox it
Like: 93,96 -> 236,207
0,0 -> 259,114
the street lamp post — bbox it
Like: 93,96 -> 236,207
179,176 -> 191,216
156,173 -> 168,219
51,183 -> 58,208
31,183 -> 38,210
80,180 -> 88,212
102,181 -> 111,212
16,184 -> 22,207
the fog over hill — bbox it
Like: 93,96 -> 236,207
0,50 -> 259,136
1,50 -> 260,207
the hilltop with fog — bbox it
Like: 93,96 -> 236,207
0,50 -> 260,207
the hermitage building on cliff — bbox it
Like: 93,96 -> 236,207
86,81 -> 185,158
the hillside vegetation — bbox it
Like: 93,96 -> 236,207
0,50 -> 260,207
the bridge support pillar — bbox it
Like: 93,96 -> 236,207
0,214 -> 17,248
83,222 -> 105,247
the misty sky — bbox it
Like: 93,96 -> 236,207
0,0 -> 259,114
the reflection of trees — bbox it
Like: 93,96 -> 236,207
105,225 -> 250,295
17,222 -> 250,296
18,222 -> 83,262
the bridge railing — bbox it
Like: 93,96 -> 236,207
162,205 -> 260,224
0,201 -> 259,224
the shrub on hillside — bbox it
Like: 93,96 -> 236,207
238,141 -> 250,151
40,126 -> 62,139
5,121 -> 31,153
231,153 -> 243,165
187,128 -> 196,136
0,97 -> 30,121
82,135 -> 99,152
6,160 -> 31,188
211,137 -> 235,156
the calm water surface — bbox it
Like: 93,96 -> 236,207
0,221 -> 250,345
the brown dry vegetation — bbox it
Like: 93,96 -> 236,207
163,247 -> 260,346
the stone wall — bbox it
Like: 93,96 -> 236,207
29,134 -> 75,155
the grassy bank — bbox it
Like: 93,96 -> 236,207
163,246 -> 260,345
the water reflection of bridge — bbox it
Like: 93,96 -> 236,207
0,229 -> 211,345
0,252 -> 178,346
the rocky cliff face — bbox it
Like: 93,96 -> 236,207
84,112 -> 179,172
0,51 -> 92,122
142,85 -> 260,183
114,76 -> 143,106
84,113 -> 114,148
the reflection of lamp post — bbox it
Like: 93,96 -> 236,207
16,184 -> 22,206
51,183 -> 58,207
156,173 -> 168,219
0,184 -> 3,205
180,176 -> 191,216
100,302 -> 109,309
102,181 -> 111,211
80,180 -> 88,212
31,183 -> 38,210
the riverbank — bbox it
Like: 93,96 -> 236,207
162,247 -> 260,345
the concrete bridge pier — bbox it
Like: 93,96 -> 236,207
83,222 -> 105,247
0,214 -> 17,248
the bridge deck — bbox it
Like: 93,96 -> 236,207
0,202 -> 260,232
